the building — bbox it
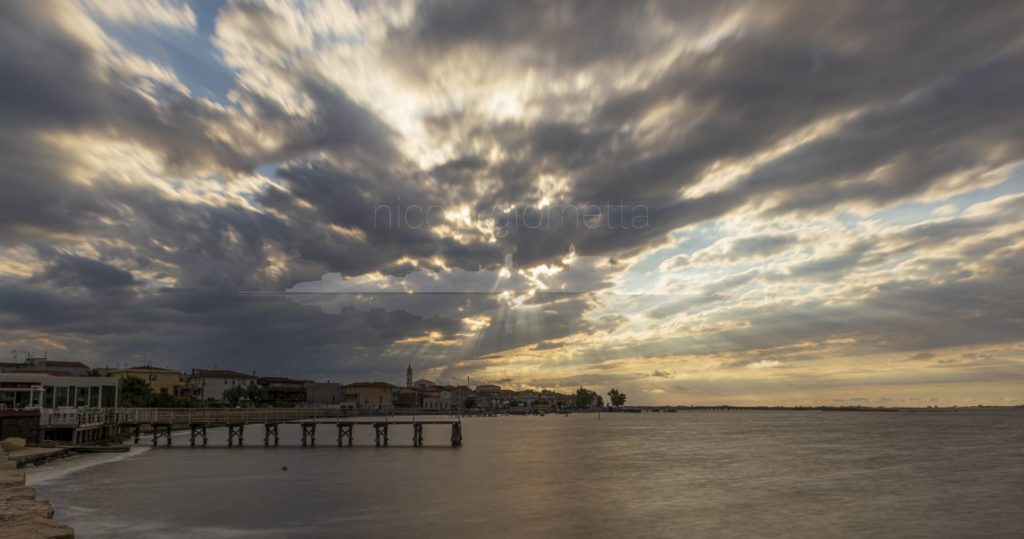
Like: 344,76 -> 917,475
475,384 -> 501,409
516,391 -> 540,407
259,377 -> 310,404
0,372 -> 118,408
304,382 -> 344,404
189,369 -> 256,401
412,379 -> 439,391
394,387 -> 421,408
108,366 -> 182,396
422,390 -> 452,411
0,356 -> 91,376
344,382 -> 395,411
451,385 -> 473,410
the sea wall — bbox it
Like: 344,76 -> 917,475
0,448 -> 74,538
0,410 -> 41,444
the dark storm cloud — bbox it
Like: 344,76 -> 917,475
35,252 -> 136,290
400,0 -> 1024,262
0,270 -> 467,379
671,261 -> 1024,360
388,0 -> 717,72
0,2 -> 256,172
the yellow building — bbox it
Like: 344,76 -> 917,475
108,366 -> 182,396
344,382 -> 396,411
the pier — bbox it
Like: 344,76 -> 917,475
99,409 -> 463,448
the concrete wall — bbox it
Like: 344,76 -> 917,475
0,410 -> 40,444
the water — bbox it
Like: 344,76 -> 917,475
30,410 -> 1024,538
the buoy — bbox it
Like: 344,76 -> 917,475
281,465 -> 288,471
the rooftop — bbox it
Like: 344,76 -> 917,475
111,365 -> 179,373
193,369 -> 256,379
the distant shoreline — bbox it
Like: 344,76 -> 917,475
599,405 -> 1024,412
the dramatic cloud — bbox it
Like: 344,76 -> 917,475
1,0 -> 1022,405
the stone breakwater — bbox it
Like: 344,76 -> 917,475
0,449 -> 74,538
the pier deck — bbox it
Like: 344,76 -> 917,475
117,416 -> 463,448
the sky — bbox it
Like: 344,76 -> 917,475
1,0 -> 1023,406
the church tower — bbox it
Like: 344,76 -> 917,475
406,364 -> 413,387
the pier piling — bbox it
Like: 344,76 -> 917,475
450,422 -> 462,447
301,422 -> 317,447
130,422 -> 141,445
413,423 -> 424,447
189,423 -> 208,447
374,423 -> 389,447
264,423 -> 279,447
337,423 -> 353,447
227,423 -> 244,447
152,423 -> 172,446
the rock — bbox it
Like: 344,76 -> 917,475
0,437 -> 26,451
0,516 -> 75,538
0,486 -> 36,501
0,498 -> 55,520
0,450 -> 74,537
0,469 -> 26,488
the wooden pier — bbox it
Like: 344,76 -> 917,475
117,417 -> 462,448
38,408 -> 466,447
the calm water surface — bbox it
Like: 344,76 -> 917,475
31,410 -> 1024,538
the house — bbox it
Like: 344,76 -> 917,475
344,382 -> 395,411
304,382 -> 344,404
259,377 -> 310,403
515,391 -> 540,407
422,389 -> 452,411
394,387 -> 421,408
189,369 -> 256,401
108,366 -> 182,396
0,356 -> 91,376
451,385 -> 474,409
475,384 -> 502,409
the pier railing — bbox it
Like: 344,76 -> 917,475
114,407 -> 333,425
41,407 -> 469,428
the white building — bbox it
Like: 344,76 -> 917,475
422,390 -> 452,411
0,372 -> 118,409
190,369 -> 256,401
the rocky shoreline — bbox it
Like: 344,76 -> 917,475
0,449 -> 74,538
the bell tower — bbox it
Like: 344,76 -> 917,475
406,364 -> 413,387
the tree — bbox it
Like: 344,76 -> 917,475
246,384 -> 268,406
463,397 -> 477,409
575,387 -> 597,408
607,388 -> 627,407
148,393 -> 195,408
119,376 -> 152,406
224,385 -> 248,406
